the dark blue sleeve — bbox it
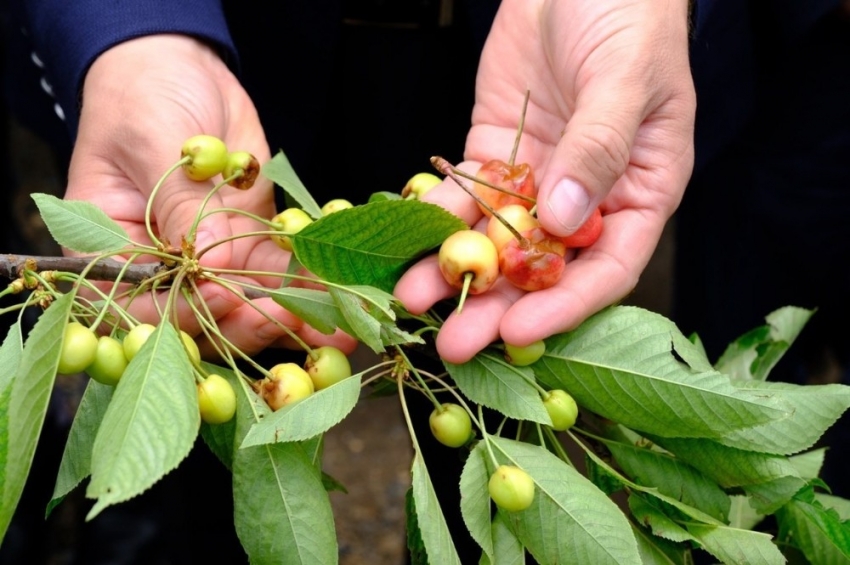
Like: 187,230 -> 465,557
13,0 -> 237,135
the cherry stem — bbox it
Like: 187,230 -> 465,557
508,89 -> 531,167
431,156 -> 528,245
446,166 -> 536,205
186,173 -> 240,250
146,156 -> 191,250
456,272 -> 473,314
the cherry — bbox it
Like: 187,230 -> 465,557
197,374 -> 237,424
438,230 -> 500,296
402,172 -> 442,200
261,363 -> 314,410
543,389 -> 578,431
488,465 -> 535,512
474,159 -> 536,217
498,227 -> 566,291
560,207 -> 603,248
85,336 -> 129,386
223,150 -> 260,190
270,208 -> 313,252
486,204 -> 540,252
321,199 -> 353,215
180,134 -> 228,181
504,339 -> 546,366
123,323 -> 156,361
180,331 -> 201,366
429,403 -> 473,448
57,321 -> 99,375
304,346 -> 352,390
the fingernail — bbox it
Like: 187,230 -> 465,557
545,178 -> 591,232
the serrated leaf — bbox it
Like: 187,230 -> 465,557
650,436 -> 801,488
0,294 -> 71,538
329,287 -> 384,352
32,193 -> 132,253
460,442 -> 496,561
585,455 -> 626,496
231,368 -> 338,565
485,513 -> 525,565
291,200 -> 466,292
48,379 -> 114,516
728,495 -> 766,530
717,380 -> 850,455
777,495 -> 850,565
790,448 -> 826,480
86,322 -> 199,518
262,151 -> 322,218
445,352 -> 551,425
406,487 -> 430,565
817,494 -> 850,522
716,306 -> 814,381
0,321 -> 23,502
632,522 -> 691,565
534,307 -> 791,440
628,493 -> 694,543
605,438 -> 731,521
491,437 -> 641,565
743,475 -> 808,514
687,523 -> 786,565
266,287 -> 345,335
411,451 -> 462,565
240,374 -> 361,447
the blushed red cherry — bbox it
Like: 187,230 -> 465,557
474,159 -> 536,217
487,204 -> 540,252
438,230 -> 499,295
499,227 -> 566,291
561,207 -> 603,248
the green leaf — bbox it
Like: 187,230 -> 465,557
585,455 -> 626,496
329,287 -> 384,352
460,442 -> 496,561
728,495 -> 766,530
262,151 -> 322,219
790,448 -> 826,480
445,352 -> 551,425
631,522 -> 691,565
86,322 -> 199,518
743,475 -> 808,514
484,513 -> 525,565
534,307 -> 791,440
0,321 -> 23,501
817,494 -> 850,522
240,374 -> 361,447
406,487 -> 430,565
776,488 -> 850,565
231,369 -> 338,565
411,452 -> 462,565
650,436 -> 801,488
291,200 -> 466,292
266,287 -> 345,335
717,380 -> 850,455
628,493 -> 694,543
716,306 -> 814,381
47,379 -> 114,516
32,193 -> 132,253
491,437 -> 642,565
605,438 -> 731,522
0,294 -> 72,538
686,523 -> 786,565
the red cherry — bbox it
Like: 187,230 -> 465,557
560,207 -> 603,248
499,228 -> 566,291
474,160 -> 536,217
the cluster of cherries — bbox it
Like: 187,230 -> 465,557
436,157 -> 603,302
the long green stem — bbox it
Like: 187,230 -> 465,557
145,156 -> 191,249
186,176 -> 235,247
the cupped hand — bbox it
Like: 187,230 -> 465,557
395,0 -> 696,363
66,35 -> 356,356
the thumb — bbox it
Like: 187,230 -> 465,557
536,83 -> 643,237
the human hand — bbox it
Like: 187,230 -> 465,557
66,35 -> 356,357
395,0 -> 696,362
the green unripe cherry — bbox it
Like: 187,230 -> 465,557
86,335 -> 129,386
321,199 -> 353,215
304,346 -> 352,390
429,403 -> 473,448
57,322 -> 99,375
543,389 -> 578,431
197,374 -> 237,424
123,323 -> 157,361
488,465 -> 535,512
180,134 -> 228,181
504,339 -> 546,366
270,208 -> 313,252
